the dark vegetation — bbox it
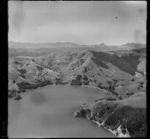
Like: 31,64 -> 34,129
98,80 -> 118,96
76,75 -> 82,80
14,95 -> 22,100
83,67 -> 88,73
8,89 -> 16,98
14,60 -> 22,66
74,109 -> 87,118
121,54 -> 140,72
36,65 -> 44,71
17,82 -> 37,91
17,80 -> 53,92
36,80 -> 53,86
71,75 -> 90,85
107,81 -> 116,92
105,97 -> 117,101
18,69 -> 26,78
20,74 -> 26,79
55,78 -> 62,84
55,78 -> 65,85
94,98 -> 105,102
98,83 -> 107,90
83,82 -> 89,85
18,69 -> 26,74
104,106 -> 147,138
131,78 -> 135,81
71,80 -> 82,85
74,105 -> 91,118
132,48 -> 146,55
91,51 -> 140,75
9,79 -> 54,99
80,59 -> 85,65
83,75 -> 88,81
118,96 -> 123,100
126,92 -> 134,97
83,75 -> 89,85
71,75 -> 82,85
123,108 -> 147,138
138,82 -> 144,89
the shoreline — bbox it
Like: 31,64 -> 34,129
75,109 -> 131,138
9,83 -> 112,101
79,112 -> 120,137
93,120 -> 130,138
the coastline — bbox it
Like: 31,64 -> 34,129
74,107 -> 131,138
93,120 -> 130,138
9,83 -> 112,101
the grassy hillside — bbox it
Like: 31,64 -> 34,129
8,47 -> 146,102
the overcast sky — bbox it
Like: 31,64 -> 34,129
8,1 -> 146,45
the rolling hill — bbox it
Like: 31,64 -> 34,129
8,43 -> 146,100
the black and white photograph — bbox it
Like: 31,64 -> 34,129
8,1 -> 147,138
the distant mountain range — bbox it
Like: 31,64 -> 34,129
9,41 -> 146,58
9,41 -> 146,50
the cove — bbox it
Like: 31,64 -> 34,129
8,85 -> 116,138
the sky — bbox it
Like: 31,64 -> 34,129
8,1 -> 146,45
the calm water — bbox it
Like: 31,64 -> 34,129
8,85 -> 115,138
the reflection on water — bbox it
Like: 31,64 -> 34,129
30,92 -> 47,105
8,85 -> 115,138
